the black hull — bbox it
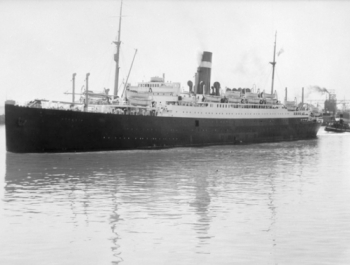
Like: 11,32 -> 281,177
5,104 -> 321,153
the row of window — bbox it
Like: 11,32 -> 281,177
139,84 -> 164,87
179,103 -> 280,109
215,104 -> 278,109
177,111 -> 289,116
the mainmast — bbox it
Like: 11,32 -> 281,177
270,32 -> 277,95
113,0 -> 123,98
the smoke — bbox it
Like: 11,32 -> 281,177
307,85 -> 329,97
232,52 -> 263,74
277,48 -> 284,56
232,52 -> 248,74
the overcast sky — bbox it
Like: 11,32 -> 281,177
1,0 -> 350,110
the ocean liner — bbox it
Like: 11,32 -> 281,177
5,3 -> 321,153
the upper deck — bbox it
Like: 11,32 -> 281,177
6,75 -> 314,121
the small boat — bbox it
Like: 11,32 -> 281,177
126,90 -> 153,99
203,95 -> 222,102
128,97 -> 153,107
225,90 -> 241,98
325,119 -> 350,133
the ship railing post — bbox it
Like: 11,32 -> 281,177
72,73 -> 76,106
85,73 -> 90,112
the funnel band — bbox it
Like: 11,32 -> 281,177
199,61 -> 212,68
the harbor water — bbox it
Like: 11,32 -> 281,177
0,125 -> 349,264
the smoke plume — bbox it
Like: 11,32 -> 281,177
306,85 -> 329,97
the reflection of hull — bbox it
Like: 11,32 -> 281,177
5,104 -> 321,153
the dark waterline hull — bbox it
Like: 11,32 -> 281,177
5,104 -> 321,153
324,126 -> 350,133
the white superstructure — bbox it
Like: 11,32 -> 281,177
17,77 -> 311,121
123,77 -> 310,120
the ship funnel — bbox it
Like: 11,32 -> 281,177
195,51 -> 212,95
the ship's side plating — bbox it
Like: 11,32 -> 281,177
5,103 -> 320,153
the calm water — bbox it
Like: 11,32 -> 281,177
0,125 -> 349,264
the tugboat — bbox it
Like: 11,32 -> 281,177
325,114 -> 350,133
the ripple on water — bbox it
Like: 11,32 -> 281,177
1,129 -> 350,264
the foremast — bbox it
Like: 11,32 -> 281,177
270,32 -> 277,95
113,0 -> 123,99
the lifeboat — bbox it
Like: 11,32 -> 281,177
203,95 -> 221,102
225,91 -> 241,98
128,97 -> 153,107
228,97 -> 242,103
262,92 -> 276,99
126,90 -> 153,100
244,92 -> 260,98
285,100 -> 297,110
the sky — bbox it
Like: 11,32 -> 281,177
1,0 -> 350,113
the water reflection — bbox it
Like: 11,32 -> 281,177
3,133 -> 350,264
190,172 -> 211,253
5,152 -> 126,263
5,142 -> 319,252
4,150 -> 218,262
